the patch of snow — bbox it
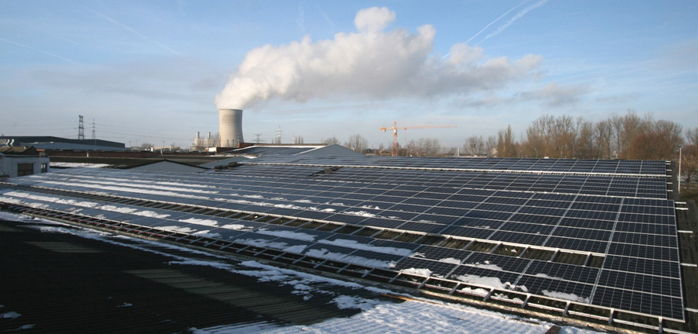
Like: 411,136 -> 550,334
193,230 -> 221,238
133,210 -> 170,218
283,245 -> 308,254
159,225 -> 196,234
439,257 -> 461,265
3,191 -> 171,218
179,218 -> 219,227
42,180 -> 210,200
294,199 -> 313,203
541,290 -> 590,304
117,303 -> 132,308
534,273 -> 562,280
50,178 -> 219,195
318,239 -> 413,256
453,274 -> 509,290
99,205 -> 137,214
0,211 -> 33,222
491,292 -> 524,304
221,224 -> 248,230
331,295 -> 381,311
465,261 -> 503,271
0,311 -> 21,319
256,229 -> 317,242
401,268 -> 432,277
306,249 -> 396,269
190,322 -> 282,334
234,238 -> 308,254
343,211 -> 377,218
0,197 -> 23,205
50,162 -> 112,168
459,286 -> 491,297
253,298 -> 592,334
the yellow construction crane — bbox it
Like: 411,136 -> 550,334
380,121 -> 456,156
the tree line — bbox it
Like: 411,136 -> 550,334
466,111 -> 697,183
331,111 -> 697,184
488,112 -> 684,161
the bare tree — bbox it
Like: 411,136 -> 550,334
485,135 -> 498,157
681,145 -> 698,184
322,136 -> 340,145
630,120 -> 683,160
138,142 -> 154,151
377,143 -> 387,156
612,111 -> 648,159
575,120 -> 597,159
521,116 -> 550,158
686,127 -> 698,146
549,115 -> 578,158
595,120 -> 614,159
682,128 -> 698,184
463,135 -> 485,156
404,140 -> 416,156
497,125 -> 518,157
518,115 -> 579,158
343,134 -> 368,154
417,138 -> 441,156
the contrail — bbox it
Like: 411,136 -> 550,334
90,9 -> 180,55
481,0 -> 550,43
296,4 -> 305,32
316,6 -> 335,28
0,38 -> 77,63
466,0 -> 531,44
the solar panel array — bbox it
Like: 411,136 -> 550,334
230,164 -> 669,199
0,156 -> 683,321
248,155 -> 669,176
231,146 -> 315,155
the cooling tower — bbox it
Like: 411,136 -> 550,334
218,109 -> 244,147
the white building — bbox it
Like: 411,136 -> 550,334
0,146 -> 50,178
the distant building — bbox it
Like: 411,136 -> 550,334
126,159 -> 209,173
0,146 -> 50,178
0,136 -> 125,151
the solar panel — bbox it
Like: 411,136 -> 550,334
1,155 -> 683,324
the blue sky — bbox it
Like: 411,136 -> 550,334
1,0 -> 696,149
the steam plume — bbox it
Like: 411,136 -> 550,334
215,7 -> 542,109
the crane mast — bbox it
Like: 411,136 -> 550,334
380,121 -> 456,157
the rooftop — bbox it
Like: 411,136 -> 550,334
1,155 -> 696,333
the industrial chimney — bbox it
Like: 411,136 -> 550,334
218,109 -> 244,147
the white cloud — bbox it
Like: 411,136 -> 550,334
215,7 -> 542,110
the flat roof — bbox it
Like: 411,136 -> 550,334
1,156 -> 696,333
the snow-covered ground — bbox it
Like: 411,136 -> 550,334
190,300 -> 600,334
0,211 -> 602,334
49,162 -> 112,168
